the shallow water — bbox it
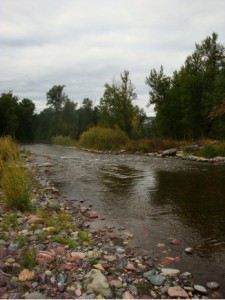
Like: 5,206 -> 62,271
25,144 -> 225,291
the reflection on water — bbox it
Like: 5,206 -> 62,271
24,144 -> 225,289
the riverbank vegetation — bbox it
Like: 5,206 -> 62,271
0,137 -> 32,210
1,33 -> 225,157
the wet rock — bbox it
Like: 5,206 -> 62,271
19,269 -> 35,281
143,270 -> 157,280
194,284 -> 207,294
116,247 -> 126,254
207,281 -> 220,290
161,268 -> 180,277
185,247 -> 194,254
40,162 -> 54,167
83,269 -> 113,298
168,286 -> 189,298
88,212 -> 98,219
170,239 -> 182,245
149,275 -> 166,286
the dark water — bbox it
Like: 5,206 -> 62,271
25,144 -> 225,290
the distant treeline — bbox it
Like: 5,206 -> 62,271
1,32 -> 225,142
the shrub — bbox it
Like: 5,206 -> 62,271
79,126 -> 129,151
51,135 -> 77,147
1,161 -> 31,211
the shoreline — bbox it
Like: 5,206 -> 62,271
0,152 -> 223,299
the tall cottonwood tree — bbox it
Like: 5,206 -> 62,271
98,70 -> 137,135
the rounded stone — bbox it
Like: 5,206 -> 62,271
207,282 -> 220,290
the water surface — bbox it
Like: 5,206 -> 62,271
25,144 -> 225,290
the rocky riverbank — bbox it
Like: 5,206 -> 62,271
0,154 -> 223,299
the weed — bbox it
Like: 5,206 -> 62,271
52,234 -> 66,244
17,234 -> 27,248
67,239 -> 77,248
51,136 -> 78,147
37,232 -> 48,242
89,258 -> 99,266
1,161 -> 31,211
21,247 -> 36,269
0,136 -> 19,162
78,230 -> 89,243
137,283 -> 152,294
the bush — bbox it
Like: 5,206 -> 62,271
1,161 -> 31,211
79,126 -> 129,151
51,135 -> 77,147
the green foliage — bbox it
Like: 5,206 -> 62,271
21,247 -> 36,269
79,126 -> 129,150
78,230 -> 89,243
98,70 -> 140,136
1,161 -> 31,211
190,141 -> 225,158
146,33 -> 225,140
51,135 -> 77,147
17,234 -> 27,248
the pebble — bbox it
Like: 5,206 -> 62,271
194,284 -> 207,294
185,247 -> 194,254
24,292 -> 46,299
161,268 -> 180,277
207,281 -> 220,290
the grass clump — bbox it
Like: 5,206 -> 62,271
79,126 -> 129,151
21,247 -> 36,269
1,161 -> 31,211
0,136 -> 19,162
51,135 -> 77,147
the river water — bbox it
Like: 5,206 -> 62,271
25,144 -> 225,291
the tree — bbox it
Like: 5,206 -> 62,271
46,85 -> 69,135
16,98 -> 36,142
0,92 -> 18,137
145,33 -> 225,139
98,70 -> 137,135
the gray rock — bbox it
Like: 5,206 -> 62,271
128,284 -> 138,297
143,270 -> 157,280
207,281 -> 220,290
83,269 -> 113,298
194,284 -> 207,294
161,268 -> 180,277
116,247 -> 126,254
161,148 -> 177,157
0,240 -> 7,246
150,275 -> 166,286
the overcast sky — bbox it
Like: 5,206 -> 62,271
1,0 -> 225,115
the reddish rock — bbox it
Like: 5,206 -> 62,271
60,263 -> 74,270
27,216 -> 45,224
122,291 -> 134,299
126,263 -> 136,271
88,212 -> 98,219
161,256 -> 175,263
170,239 -> 182,245
36,250 -> 56,264
174,255 -> 182,262
68,251 -> 86,262
56,246 -> 66,255
168,286 -> 188,298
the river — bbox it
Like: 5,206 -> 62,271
24,144 -> 225,291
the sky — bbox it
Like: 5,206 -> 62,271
1,0 -> 225,116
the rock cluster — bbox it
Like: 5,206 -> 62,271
0,155 -> 222,299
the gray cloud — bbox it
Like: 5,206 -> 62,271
1,0 -> 225,115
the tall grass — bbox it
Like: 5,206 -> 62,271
1,161 -> 31,211
190,141 -> 225,158
0,136 -> 19,162
79,126 -> 129,151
